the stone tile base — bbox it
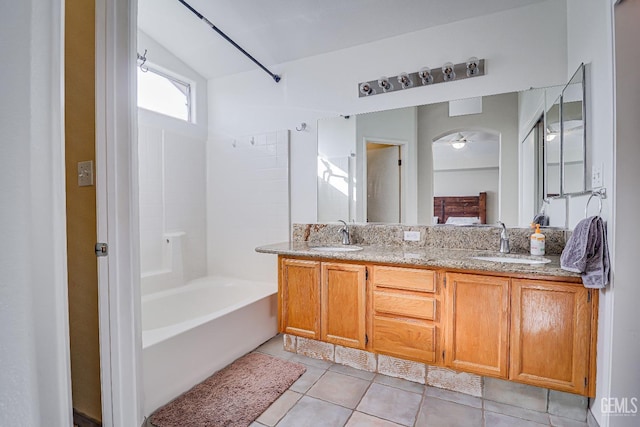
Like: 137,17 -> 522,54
334,345 -> 377,372
282,334 -> 589,422
377,354 -> 426,384
426,366 -> 482,397
296,337 -> 334,361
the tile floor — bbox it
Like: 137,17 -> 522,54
250,335 -> 590,427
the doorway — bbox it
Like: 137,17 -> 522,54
365,142 -> 403,223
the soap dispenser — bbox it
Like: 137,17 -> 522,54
530,223 -> 545,256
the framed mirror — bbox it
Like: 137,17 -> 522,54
561,64 -> 587,195
544,94 -> 562,198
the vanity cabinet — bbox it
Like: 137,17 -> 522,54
321,262 -> 366,349
277,255 -> 597,396
279,258 -> 321,339
444,273 -> 510,378
370,266 -> 439,363
279,258 -> 366,349
510,279 -> 594,395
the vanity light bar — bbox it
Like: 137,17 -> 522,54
358,58 -> 485,98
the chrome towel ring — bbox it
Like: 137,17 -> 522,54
584,188 -> 606,218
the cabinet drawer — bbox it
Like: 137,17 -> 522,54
373,316 -> 436,363
373,266 -> 436,293
373,290 -> 436,320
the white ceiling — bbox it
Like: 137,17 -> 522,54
138,0 -> 547,80
433,130 -> 500,170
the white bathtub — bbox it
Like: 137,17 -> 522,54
141,276 -> 278,415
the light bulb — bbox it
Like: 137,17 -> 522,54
397,72 -> 413,89
466,57 -> 480,77
451,141 -> 466,150
546,133 -> 557,142
442,62 -> 456,81
418,67 -> 433,85
359,82 -> 375,96
377,76 -> 393,92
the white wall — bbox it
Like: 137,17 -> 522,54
610,1 -> 640,426
207,131 -> 290,283
417,92 -> 519,225
0,1 -> 72,426
566,1 -> 620,426
137,30 -> 208,283
207,0 -> 569,226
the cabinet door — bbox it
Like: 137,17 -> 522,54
510,279 -> 591,395
280,258 -> 321,339
445,273 -> 510,378
321,262 -> 367,349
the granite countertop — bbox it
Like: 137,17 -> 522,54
255,241 -> 580,279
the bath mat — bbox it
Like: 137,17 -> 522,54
149,352 -> 306,427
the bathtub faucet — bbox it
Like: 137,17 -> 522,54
338,220 -> 351,245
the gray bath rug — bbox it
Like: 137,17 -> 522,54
149,352 -> 306,427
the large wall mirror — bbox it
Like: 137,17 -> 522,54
561,64 -> 587,195
318,91 -> 534,227
317,66 -> 588,227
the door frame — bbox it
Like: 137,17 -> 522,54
95,0 -> 143,425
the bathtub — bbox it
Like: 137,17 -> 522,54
141,276 -> 278,415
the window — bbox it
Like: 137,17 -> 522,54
137,66 -> 192,122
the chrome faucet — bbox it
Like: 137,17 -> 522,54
497,221 -> 510,254
338,220 -> 351,245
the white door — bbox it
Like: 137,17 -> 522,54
366,143 -> 401,223
95,0 -> 143,425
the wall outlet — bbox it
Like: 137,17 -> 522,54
591,163 -> 603,188
78,160 -> 94,187
403,231 -> 421,241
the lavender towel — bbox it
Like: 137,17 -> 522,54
560,216 -> 610,288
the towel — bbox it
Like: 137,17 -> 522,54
560,216 -> 610,288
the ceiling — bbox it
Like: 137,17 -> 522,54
138,0 -> 547,80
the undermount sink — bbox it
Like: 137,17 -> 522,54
310,245 -> 364,252
471,255 -> 551,265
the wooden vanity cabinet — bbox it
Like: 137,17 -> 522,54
321,262 -> 367,349
279,257 -> 366,349
278,256 -> 597,397
371,266 -> 439,363
510,279 -> 594,395
444,273 -> 510,378
279,258 -> 321,339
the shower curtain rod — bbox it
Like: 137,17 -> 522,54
176,0 -> 281,83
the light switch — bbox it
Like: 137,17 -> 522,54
78,160 -> 94,187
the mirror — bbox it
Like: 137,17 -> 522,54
317,74 -> 588,227
545,95 -> 562,197
318,92 -> 520,225
561,64 -> 587,194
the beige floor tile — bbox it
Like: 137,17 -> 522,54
484,400 -> 550,424
345,411 -> 405,427
549,415 -> 589,427
356,383 -> 422,426
307,371 -> 370,409
374,373 -> 425,394
425,386 -> 482,408
484,411 -> 550,427
329,363 -> 377,381
277,396 -> 352,427
290,353 -> 334,369
255,390 -> 302,426
415,397 -> 482,427
290,365 -> 326,394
